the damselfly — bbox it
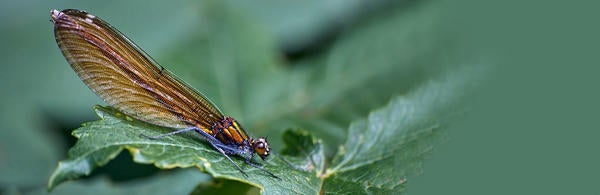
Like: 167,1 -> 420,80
50,9 -> 278,179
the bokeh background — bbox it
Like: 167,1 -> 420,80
1,0 -> 598,194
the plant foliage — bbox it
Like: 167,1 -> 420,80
46,0 -> 484,194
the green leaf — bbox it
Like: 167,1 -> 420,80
320,69 -> 479,194
280,129 -> 326,174
48,65 -> 479,194
48,106 -> 325,194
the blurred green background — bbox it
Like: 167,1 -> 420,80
1,0 -> 598,194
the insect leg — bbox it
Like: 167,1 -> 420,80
245,158 -> 280,180
208,141 -> 248,177
140,126 -> 197,140
192,129 -> 248,177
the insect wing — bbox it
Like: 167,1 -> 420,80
51,9 -> 222,131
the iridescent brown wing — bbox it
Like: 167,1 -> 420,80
51,9 -> 222,132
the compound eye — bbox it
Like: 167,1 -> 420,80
256,142 -> 265,149
253,138 -> 270,160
